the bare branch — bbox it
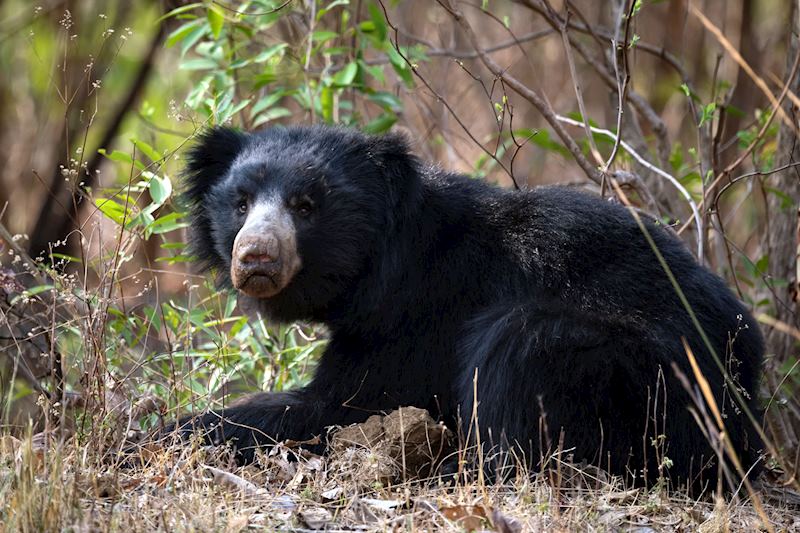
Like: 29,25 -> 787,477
554,6 -> 604,167
378,2 -> 520,187
398,27 -> 554,60
555,115 -> 704,259
437,0 -> 604,185
519,0 -> 672,168
690,3 -> 800,138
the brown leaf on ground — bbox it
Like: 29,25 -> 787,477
0,435 -> 21,460
298,507 -> 332,529
204,465 -> 264,496
441,504 -> 489,531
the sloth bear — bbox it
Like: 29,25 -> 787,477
178,125 -> 763,490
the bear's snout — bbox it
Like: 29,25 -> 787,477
237,234 -> 280,266
231,235 -> 281,282
232,234 -> 283,296
230,199 -> 303,299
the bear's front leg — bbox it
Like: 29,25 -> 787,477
168,389 -> 327,461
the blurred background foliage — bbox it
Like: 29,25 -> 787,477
0,0 -> 798,475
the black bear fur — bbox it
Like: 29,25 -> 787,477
177,125 -> 763,490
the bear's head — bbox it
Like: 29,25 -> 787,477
183,125 -> 420,321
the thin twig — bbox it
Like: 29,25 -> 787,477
212,0 -> 292,16
690,3 -> 800,138
678,44 -> 800,236
602,0 -> 633,172
438,0 -> 605,185
520,0 -> 672,167
399,27 -> 554,60
556,115 -> 703,258
556,7 -> 604,167
377,2 -> 519,187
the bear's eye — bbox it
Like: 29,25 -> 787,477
237,200 -> 248,214
293,197 -> 315,218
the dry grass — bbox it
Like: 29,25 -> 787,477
1,424 -> 799,532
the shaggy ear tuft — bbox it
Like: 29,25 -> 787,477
183,126 -> 247,274
369,130 -> 422,216
183,126 -> 248,204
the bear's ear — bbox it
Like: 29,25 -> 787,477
184,126 -> 248,203
183,126 -> 247,273
369,130 -> 422,214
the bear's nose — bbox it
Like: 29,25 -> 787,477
236,236 -> 279,265
242,251 -> 275,264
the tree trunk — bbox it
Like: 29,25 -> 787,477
763,0 -> 800,362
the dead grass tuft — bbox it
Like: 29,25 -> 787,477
1,408 -> 799,532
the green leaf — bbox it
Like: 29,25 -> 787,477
228,98 -> 251,119
358,59 -> 385,83
49,252 -> 81,264
166,19 -> 203,48
368,3 -> 387,42
150,212 -> 189,234
741,255 -> 759,280
387,47 -> 413,85
252,107 -> 292,128
25,284 -> 55,296
515,129 -> 570,158
250,91 -> 285,116
679,171 -> 701,187
320,86 -> 333,123
230,58 -> 251,69
367,91 -> 402,112
98,149 -> 146,170
186,75 -> 212,108
156,254 -> 194,263
157,2 -> 204,23
148,174 -> 173,205
332,61 -> 358,87
253,72 -> 279,88
131,210 -> 156,236
668,143 -> 683,172
698,102 -> 716,127
207,4 -> 225,40
181,24 -> 208,56
94,198 -> 133,225
311,30 -> 339,44
98,148 -> 132,165
252,43 -> 287,63
317,0 -> 350,20
363,114 -> 396,134
131,139 -> 162,163
765,187 -> 794,210
10,284 -> 54,304
324,46 -> 348,57
565,111 -> 599,128
180,58 -> 218,70
726,104 -> 745,119
755,254 -> 769,274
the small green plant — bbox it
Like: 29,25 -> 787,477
165,0 -> 415,132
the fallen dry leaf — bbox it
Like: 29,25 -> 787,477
441,504 -> 490,531
298,507 -> 332,530
204,465 -> 264,496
